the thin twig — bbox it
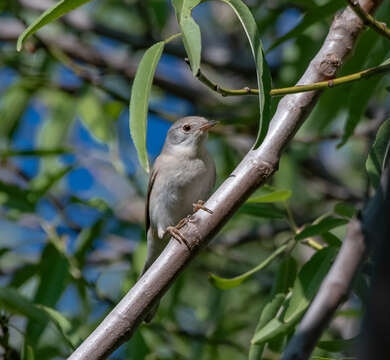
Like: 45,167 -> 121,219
186,58 -> 390,97
346,0 -> 390,40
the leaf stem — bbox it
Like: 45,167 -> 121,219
346,0 -> 390,40
188,61 -> 390,97
164,33 -> 182,44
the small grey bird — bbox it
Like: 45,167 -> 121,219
142,116 -> 217,321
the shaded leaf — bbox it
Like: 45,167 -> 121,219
209,243 -> 289,290
334,202 -> 356,219
284,247 -> 338,322
239,203 -> 286,219
0,287 -> 73,347
26,244 -> 69,345
17,0 -> 94,51
249,293 -> 285,360
296,217 -> 348,241
247,189 -> 292,203
129,41 -> 165,173
321,232 -> 342,248
272,256 -> 298,295
317,337 -> 357,352
366,118 -> 390,188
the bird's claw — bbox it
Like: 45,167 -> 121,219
166,224 -> 191,250
193,200 -> 213,214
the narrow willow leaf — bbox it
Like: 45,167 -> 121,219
249,293 -> 285,359
321,232 -> 342,248
129,41 -> 165,173
317,337 -> 357,352
17,0 -> 94,51
266,0 -> 344,53
366,118 -> 390,188
22,343 -> 35,360
172,0 -> 202,75
272,256 -> 298,295
0,287 -> 73,347
247,189 -> 292,203
221,0 -> 272,147
295,217 -> 348,241
251,311 -> 302,345
239,203 -> 286,219
284,247 -> 338,322
26,244 -> 69,345
333,202 -> 356,219
209,243 -> 288,290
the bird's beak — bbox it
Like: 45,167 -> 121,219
199,120 -> 218,132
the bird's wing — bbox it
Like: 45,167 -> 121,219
145,160 -> 160,232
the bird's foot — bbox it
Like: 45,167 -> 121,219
166,218 -> 191,250
193,200 -> 213,214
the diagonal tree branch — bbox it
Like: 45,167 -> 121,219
67,1 -> 382,359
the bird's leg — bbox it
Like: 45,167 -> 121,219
193,200 -> 213,214
166,216 -> 191,250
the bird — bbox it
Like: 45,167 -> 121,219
141,116 -> 217,322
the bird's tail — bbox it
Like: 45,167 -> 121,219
139,231 -> 167,322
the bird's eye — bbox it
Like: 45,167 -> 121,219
182,124 -> 191,132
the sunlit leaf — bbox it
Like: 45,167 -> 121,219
129,41 -> 165,173
17,0 -> 94,51
247,189 -> 292,203
221,0 -> 272,147
284,247 -> 338,322
295,217 -> 348,241
209,243 -> 288,290
366,118 -> 390,188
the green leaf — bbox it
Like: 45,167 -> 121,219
0,82 -> 32,138
172,0 -> 202,75
247,189 -> 292,203
317,337 -> 357,352
129,41 -> 165,173
26,244 -> 69,346
0,287 -> 73,347
78,92 -> 117,143
284,247 -> 338,322
251,312 -> 301,345
295,217 -> 348,241
366,118 -> 390,188
272,256 -> 298,295
321,232 -> 342,248
22,343 -> 35,360
209,243 -> 288,290
239,203 -> 286,219
266,0 -> 344,53
17,0 -> 94,51
220,0 -> 272,147
249,293 -> 285,359
0,181 -> 36,212
333,202 -> 356,219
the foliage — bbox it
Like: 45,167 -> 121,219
0,0 -> 389,359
